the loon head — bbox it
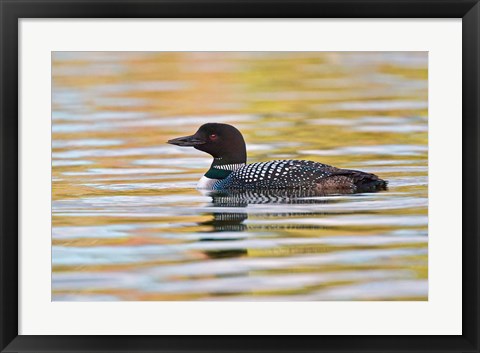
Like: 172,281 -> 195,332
168,123 -> 247,164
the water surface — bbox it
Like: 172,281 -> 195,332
52,52 -> 428,301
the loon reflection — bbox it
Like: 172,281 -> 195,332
198,189 -> 344,259
198,189 -> 346,233
207,188 -> 346,207
199,212 -> 248,233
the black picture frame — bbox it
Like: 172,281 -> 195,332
1,1 -> 479,352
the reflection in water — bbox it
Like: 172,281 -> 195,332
52,52 -> 428,301
207,188 -> 351,206
200,191 -> 335,259
204,189 -> 346,233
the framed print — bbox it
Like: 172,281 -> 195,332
1,0 -> 479,352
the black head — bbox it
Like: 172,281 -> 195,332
168,123 -> 247,164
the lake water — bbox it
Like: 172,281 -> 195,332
52,52 -> 428,301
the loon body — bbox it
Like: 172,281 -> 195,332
168,123 -> 387,194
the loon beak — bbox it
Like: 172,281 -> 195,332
167,134 -> 206,147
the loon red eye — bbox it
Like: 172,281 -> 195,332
209,133 -> 217,140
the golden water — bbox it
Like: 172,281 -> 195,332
52,52 -> 428,301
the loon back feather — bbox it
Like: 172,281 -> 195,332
316,169 -> 388,193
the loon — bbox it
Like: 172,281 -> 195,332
168,123 -> 387,194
